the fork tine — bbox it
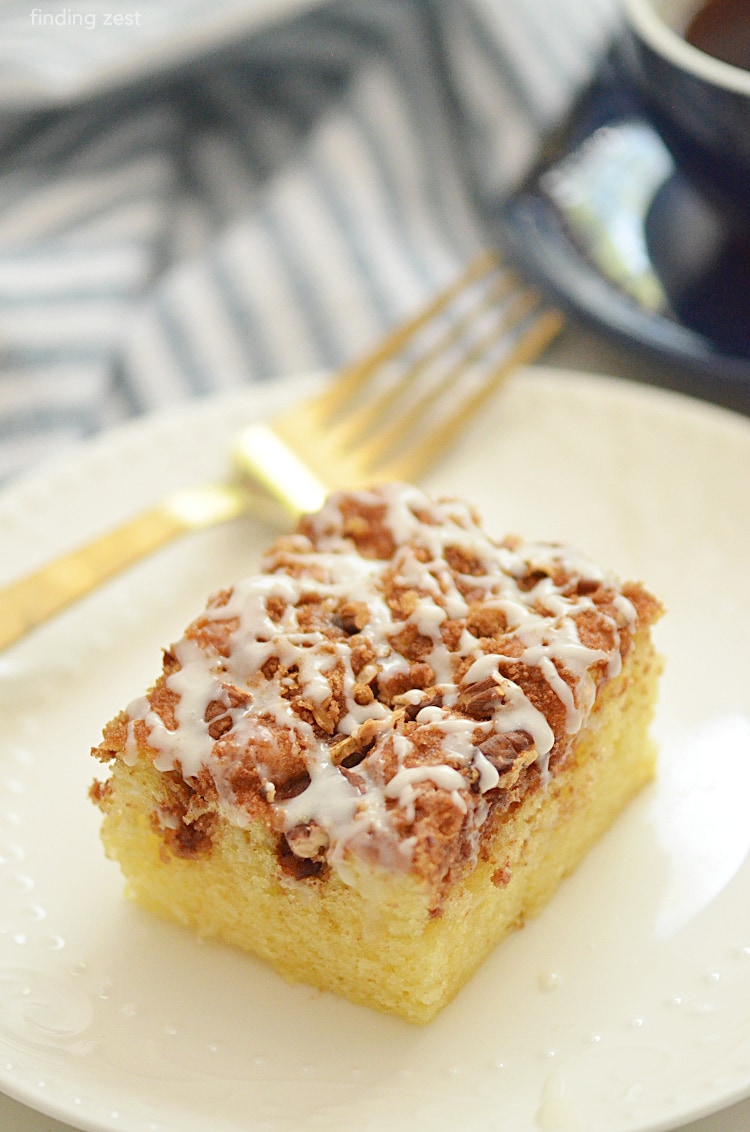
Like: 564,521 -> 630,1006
295,249 -> 501,427
324,268 -> 519,453
371,302 -> 565,485
240,250 -> 564,514
354,281 -> 544,469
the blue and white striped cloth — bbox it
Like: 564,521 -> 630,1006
0,0 -> 620,483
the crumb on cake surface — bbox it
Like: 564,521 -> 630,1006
92,482 -> 662,909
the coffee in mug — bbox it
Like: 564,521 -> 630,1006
685,0 -> 750,71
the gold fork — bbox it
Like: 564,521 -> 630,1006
0,251 -> 563,650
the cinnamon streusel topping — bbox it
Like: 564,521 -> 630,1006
93,484 -> 660,891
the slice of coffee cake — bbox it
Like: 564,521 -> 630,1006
91,483 -> 662,1023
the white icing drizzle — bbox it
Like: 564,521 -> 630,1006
121,483 -> 640,876
385,765 -> 468,824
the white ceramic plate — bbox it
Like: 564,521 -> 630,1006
2,368 -> 750,1132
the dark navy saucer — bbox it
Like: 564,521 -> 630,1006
497,50 -> 750,413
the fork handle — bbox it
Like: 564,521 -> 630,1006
232,423 -> 328,517
0,484 -> 284,651
0,505 -> 186,650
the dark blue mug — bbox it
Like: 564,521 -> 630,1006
619,0 -> 750,223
